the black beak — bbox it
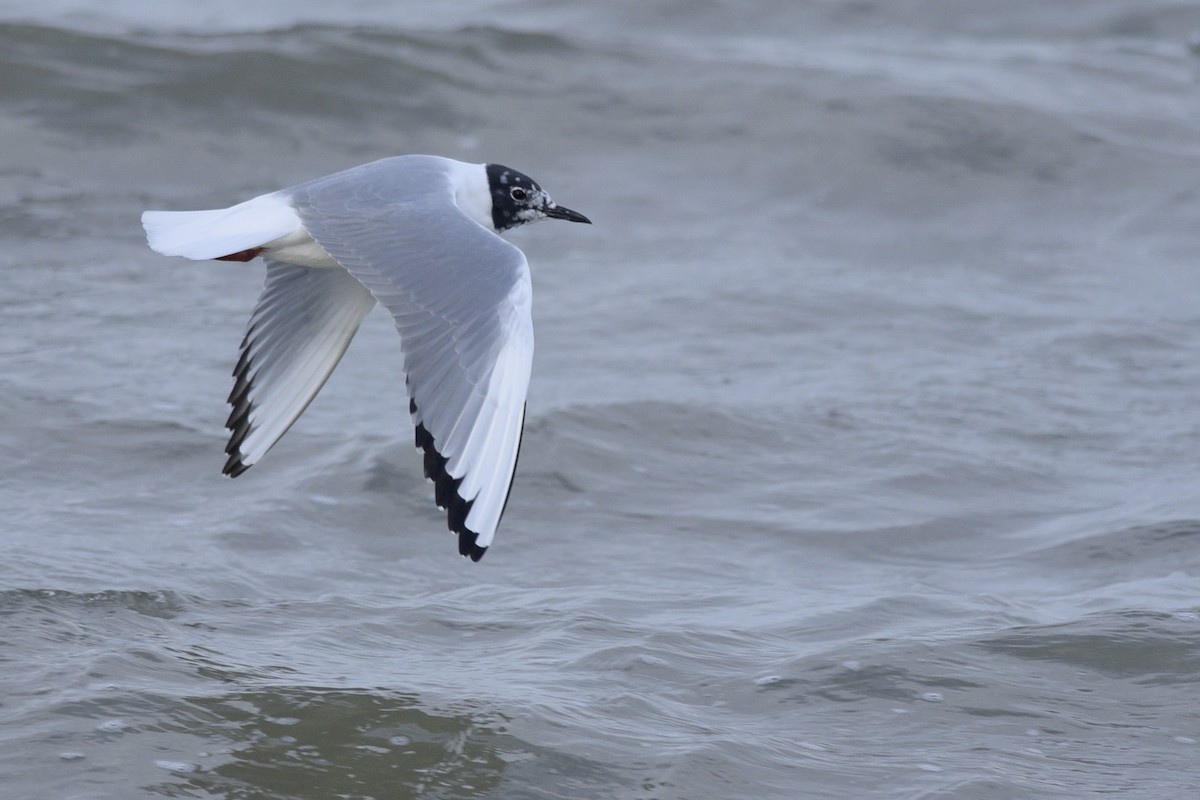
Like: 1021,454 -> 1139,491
544,204 -> 591,224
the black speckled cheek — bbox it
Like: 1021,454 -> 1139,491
486,162 -> 542,231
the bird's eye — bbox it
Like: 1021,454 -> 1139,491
510,187 -> 527,201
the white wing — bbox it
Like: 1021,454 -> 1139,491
288,157 -> 533,560
224,260 -> 377,475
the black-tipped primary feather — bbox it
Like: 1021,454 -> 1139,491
413,408 -> 485,561
221,261 -> 376,477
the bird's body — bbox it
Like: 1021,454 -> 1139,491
142,155 -> 590,561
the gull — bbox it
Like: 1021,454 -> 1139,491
142,155 -> 590,561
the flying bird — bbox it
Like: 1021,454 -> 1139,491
142,155 -> 590,561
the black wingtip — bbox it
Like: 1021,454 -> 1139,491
223,453 -> 250,477
413,414 -> 489,562
223,343 -> 259,479
460,532 -> 488,561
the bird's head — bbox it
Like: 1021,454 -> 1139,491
486,163 -> 591,232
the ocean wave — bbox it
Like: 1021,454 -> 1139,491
0,22 -> 587,140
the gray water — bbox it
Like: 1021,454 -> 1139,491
2,2 -> 1200,798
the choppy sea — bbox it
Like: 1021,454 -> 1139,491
2,2 -> 1200,797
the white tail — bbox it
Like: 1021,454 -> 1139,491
141,191 -> 301,261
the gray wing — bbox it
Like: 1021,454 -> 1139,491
225,260 -> 377,476
290,163 -> 533,561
